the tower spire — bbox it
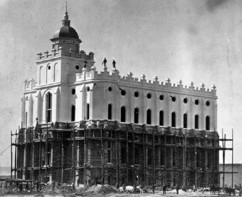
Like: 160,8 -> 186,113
66,1 -> 68,15
62,1 -> 70,26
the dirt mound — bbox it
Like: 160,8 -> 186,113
77,184 -> 117,195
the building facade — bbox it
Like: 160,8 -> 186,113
15,11 -> 220,187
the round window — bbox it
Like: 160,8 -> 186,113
121,90 -> 126,96
147,93 -> 152,99
206,101 -> 210,106
108,87 -> 112,91
184,98 -> 188,103
195,99 -> 199,105
134,91 -> 139,97
172,96 -> 176,102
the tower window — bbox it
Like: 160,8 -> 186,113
134,108 -> 139,123
121,106 -> 126,122
171,112 -> 176,127
71,105 -> 75,121
160,95 -> 164,100
159,110 -> 164,126
147,109 -> 152,125
206,116 -> 210,130
76,65 -> 79,70
183,113 -> 188,128
108,104 -> 112,120
206,101 -> 210,106
195,115 -> 199,129
72,89 -> 76,95
48,65 -> 51,70
108,87 -> 112,91
184,98 -> 188,103
46,92 -> 52,122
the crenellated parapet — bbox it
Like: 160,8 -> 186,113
37,47 -> 94,61
24,78 -> 36,92
72,66 -> 217,98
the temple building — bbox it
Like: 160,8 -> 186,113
15,11 -> 220,187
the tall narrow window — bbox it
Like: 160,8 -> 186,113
147,109 -> 152,125
71,105 -> 75,121
25,112 -> 28,127
183,113 -> 188,128
121,106 -> 126,122
134,108 -> 139,123
87,104 -> 90,120
195,115 -> 199,129
206,116 -> 210,130
159,110 -> 164,126
171,112 -> 176,127
46,92 -> 52,122
108,104 -> 112,120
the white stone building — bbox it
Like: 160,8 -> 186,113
22,11 -> 217,132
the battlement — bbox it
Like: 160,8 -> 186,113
37,47 -> 94,61
24,78 -> 36,92
72,66 -> 217,98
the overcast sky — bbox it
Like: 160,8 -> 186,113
0,0 -> 241,167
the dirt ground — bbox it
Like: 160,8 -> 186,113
2,185 -> 233,197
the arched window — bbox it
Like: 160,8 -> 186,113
159,110 -> 164,126
39,66 -> 44,84
134,108 -> 139,124
147,109 -> 152,125
121,106 -> 126,122
183,113 -> 188,128
206,116 -> 210,130
171,112 -> 176,127
46,92 -> 52,122
71,105 -> 75,121
195,115 -> 199,129
86,104 -> 90,120
108,104 -> 112,120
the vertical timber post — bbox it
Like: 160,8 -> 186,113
61,130 -> 64,184
115,125 -> 119,188
101,128 -> 104,185
39,128 -> 42,183
126,128 -> 129,185
232,129 -> 234,188
72,129 -> 75,186
11,130 -> 13,179
152,128 -> 155,188
15,130 -> 17,179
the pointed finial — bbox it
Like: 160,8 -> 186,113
66,1 -> 68,13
